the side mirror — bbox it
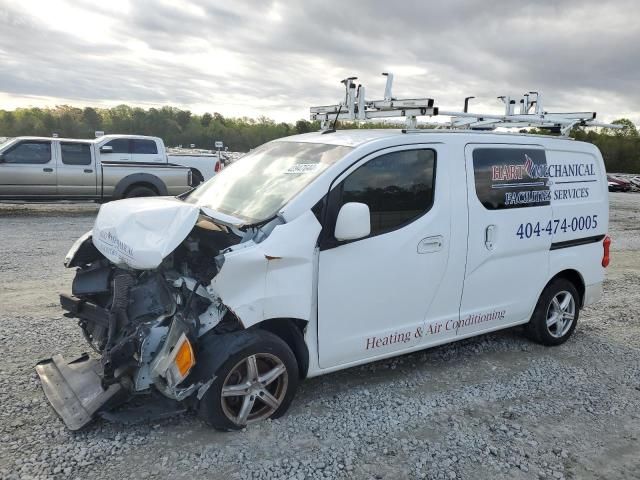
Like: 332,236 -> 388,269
100,145 -> 113,153
334,202 -> 371,241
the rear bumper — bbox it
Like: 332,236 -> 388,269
584,282 -> 603,308
35,353 -> 127,430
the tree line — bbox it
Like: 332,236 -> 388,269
0,105 -> 638,172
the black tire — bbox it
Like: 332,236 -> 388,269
525,278 -> 580,346
124,185 -> 157,198
198,330 -> 299,431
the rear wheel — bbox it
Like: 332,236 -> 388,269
525,278 -> 579,346
198,331 -> 299,431
124,185 -> 156,198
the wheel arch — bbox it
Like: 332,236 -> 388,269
113,173 -> 168,199
189,168 -> 204,186
251,318 -> 309,379
545,269 -> 586,308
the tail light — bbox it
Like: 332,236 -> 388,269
214,160 -> 221,173
602,235 -> 611,267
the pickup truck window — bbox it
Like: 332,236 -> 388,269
339,149 -> 436,237
186,141 -> 352,223
61,143 -> 92,165
104,139 -> 131,154
3,141 -> 51,164
133,140 -> 158,154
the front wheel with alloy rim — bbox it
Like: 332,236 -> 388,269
525,278 -> 580,346
198,330 -> 299,431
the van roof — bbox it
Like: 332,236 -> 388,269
276,129 -> 577,148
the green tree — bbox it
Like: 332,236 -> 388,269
201,112 -> 213,127
295,119 -> 312,134
605,118 -> 639,137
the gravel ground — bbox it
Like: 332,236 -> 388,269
0,195 -> 639,480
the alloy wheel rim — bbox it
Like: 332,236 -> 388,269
546,290 -> 576,338
220,353 -> 288,426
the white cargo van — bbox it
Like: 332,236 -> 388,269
38,128 -> 610,430
37,80 -> 613,431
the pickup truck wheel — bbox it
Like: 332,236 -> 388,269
124,186 -> 157,198
525,278 -> 579,346
198,331 -> 299,431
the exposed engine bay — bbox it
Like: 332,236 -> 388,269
34,194 -> 318,431
37,213 -> 261,429
67,216 -> 238,384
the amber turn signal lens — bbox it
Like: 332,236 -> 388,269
174,338 -> 195,377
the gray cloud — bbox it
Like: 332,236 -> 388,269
0,0 -> 638,122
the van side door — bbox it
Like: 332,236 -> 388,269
56,141 -> 97,197
0,140 -> 56,197
317,145 -> 464,369
460,144 -> 552,334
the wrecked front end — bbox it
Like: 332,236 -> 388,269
37,198 -> 250,430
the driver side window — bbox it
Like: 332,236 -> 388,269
337,149 -> 436,238
3,141 -> 51,164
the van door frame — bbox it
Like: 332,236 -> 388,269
310,141 -> 469,373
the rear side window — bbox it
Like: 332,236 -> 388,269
61,143 -> 92,165
3,141 -> 51,164
103,139 -> 131,154
473,147 -> 550,209
133,139 -> 158,154
339,149 -> 436,237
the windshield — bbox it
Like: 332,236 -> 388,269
185,141 -> 352,223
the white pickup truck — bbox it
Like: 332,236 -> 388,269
0,134 -> 223,201
93,135 -> 225,184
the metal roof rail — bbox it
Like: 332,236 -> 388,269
310,73 -> 437,130
310,74 -> 622,136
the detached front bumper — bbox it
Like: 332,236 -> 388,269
35,353 -> 127,430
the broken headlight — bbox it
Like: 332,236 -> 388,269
150,320 -> 196,393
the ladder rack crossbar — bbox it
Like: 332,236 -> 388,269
310,73 -> 623,135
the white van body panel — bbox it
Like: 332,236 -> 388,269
461,143 -> 552,331
316,143 -> 461,368
209,210 -> 321,328
271,131 -> 608,377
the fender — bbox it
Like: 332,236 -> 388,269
112,173 -> 168,199
209,210 -> 322,328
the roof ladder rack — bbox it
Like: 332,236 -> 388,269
440,91 -> 621,135
310,73 -> 438,130
310,74 -> 622,136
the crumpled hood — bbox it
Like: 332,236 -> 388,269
93,197 -> 201,269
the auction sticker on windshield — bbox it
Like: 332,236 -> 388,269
284,164 -> 320,174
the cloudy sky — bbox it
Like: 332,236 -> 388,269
1,0 -> 639,124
